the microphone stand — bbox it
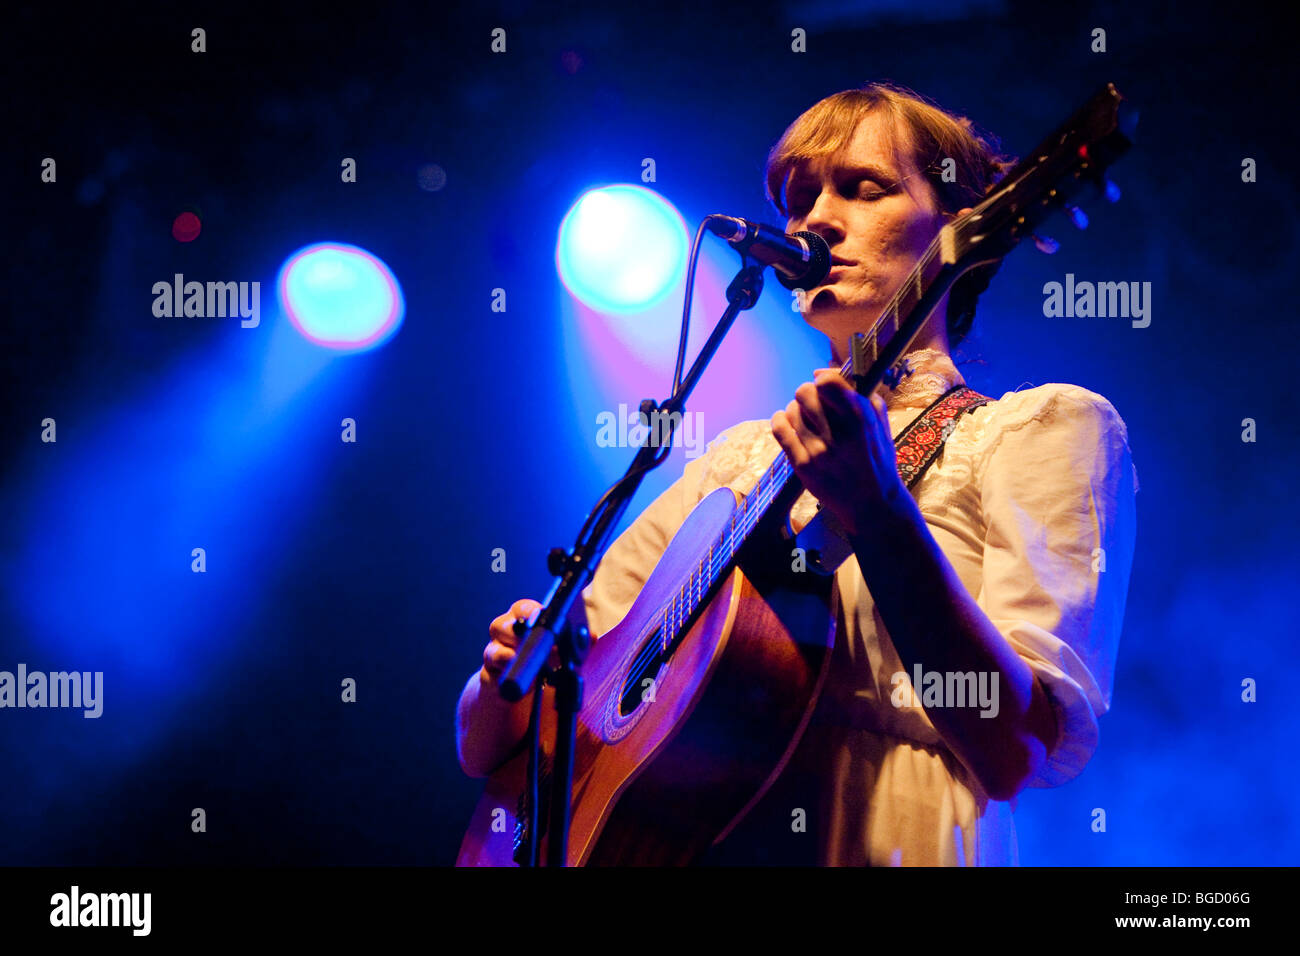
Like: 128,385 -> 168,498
498,253 -> 767,866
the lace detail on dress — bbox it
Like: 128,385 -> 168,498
883,347 -> 966,409
954,402 -> 994,450
699,421 -> 773,496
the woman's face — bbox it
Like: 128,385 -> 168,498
782,111 -> 951,362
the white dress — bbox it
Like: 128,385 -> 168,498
579,348 -> 1139,865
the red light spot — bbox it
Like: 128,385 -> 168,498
560,50 -> 583,74
172,212 -> 201,242
1077,145 -> 1089,160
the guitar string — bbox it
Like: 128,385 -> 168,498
617,234 -> 951,692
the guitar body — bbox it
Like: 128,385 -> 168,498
457,486 -> 836,866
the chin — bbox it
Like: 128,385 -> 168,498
810,287 -> 838,307
804,287 -> 849,320
804,289 -> 870,326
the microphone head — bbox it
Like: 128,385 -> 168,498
778,231 -> 831,291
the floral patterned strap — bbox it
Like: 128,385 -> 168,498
893,385 -> 991,489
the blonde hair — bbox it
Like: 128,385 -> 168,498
763,82 -> 1016,348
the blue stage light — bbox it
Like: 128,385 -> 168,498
556,184 -> 687,314
277,242 -> 405,350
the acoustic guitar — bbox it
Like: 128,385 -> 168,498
458,83 -> 1136,865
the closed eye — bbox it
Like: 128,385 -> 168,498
787,179 -> 893,215
854,177 -> 894,200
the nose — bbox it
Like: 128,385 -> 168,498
798,186 -> 846,246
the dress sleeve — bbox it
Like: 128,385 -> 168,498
974,384 -> 1138,788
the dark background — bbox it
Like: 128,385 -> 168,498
2,0 -> 1297,865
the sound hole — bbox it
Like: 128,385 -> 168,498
618,625 -> 670,717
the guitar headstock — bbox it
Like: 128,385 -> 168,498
944,83 -> 1138,270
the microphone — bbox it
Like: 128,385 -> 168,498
705,215 -> 832,290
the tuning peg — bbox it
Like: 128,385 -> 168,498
1066,206 -> 1089,230
1103,179 -> 1121,203
1033,234 -> 1060,255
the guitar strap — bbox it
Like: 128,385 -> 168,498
893,384 -> 992,489
796,383 -> 991,574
